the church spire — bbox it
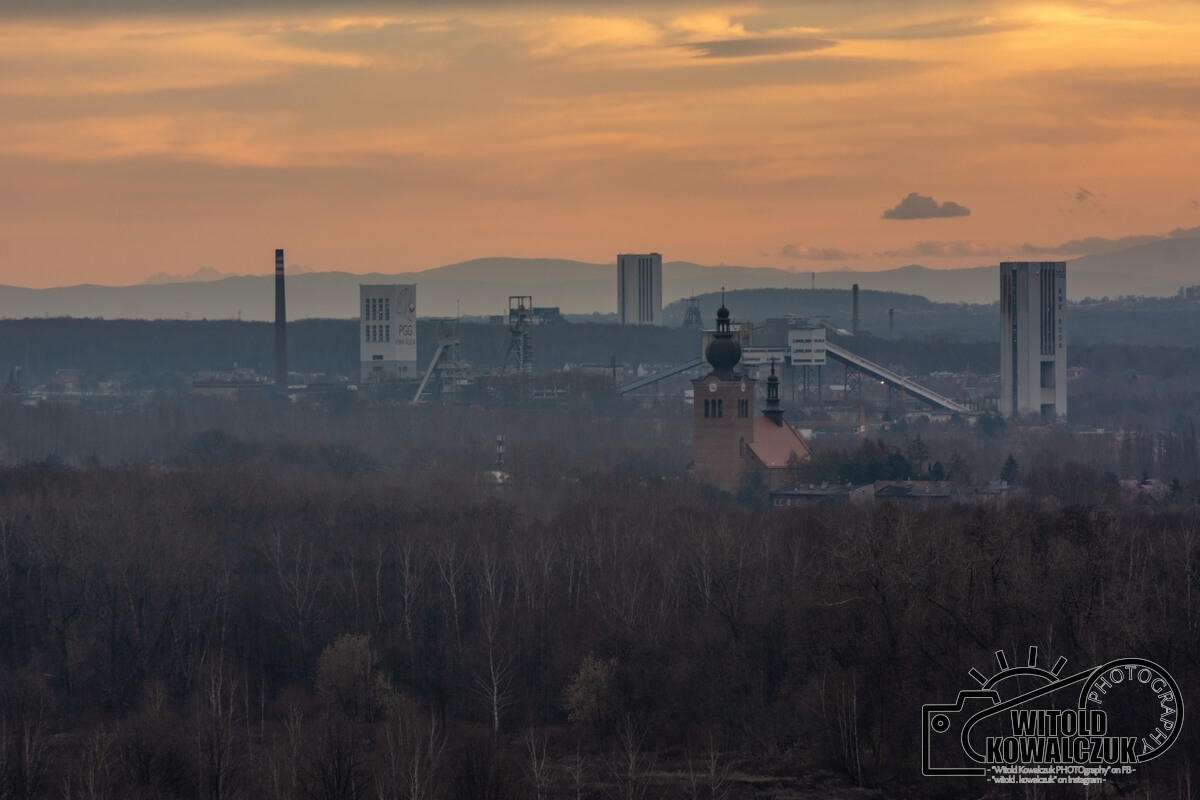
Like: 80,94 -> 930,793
705,301 -> 741,378
764,359 -> 784,426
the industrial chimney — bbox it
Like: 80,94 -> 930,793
275,248 -> 287,389
852,283 -> 860,336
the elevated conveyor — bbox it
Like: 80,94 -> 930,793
413,340 -> 453,404
823,341 -> 972,415
617,358 -> 705,395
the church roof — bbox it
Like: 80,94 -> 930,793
746,417 -> 810,468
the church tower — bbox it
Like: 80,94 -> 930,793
691,304 -> 755,492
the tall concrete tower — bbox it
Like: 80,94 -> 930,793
1000,261 -> 1066,419
274,249 -> 287,388
617,253 -> 662,325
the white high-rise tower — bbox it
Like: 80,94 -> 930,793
1000,262 -> 1066,419
617,253 -> 662,325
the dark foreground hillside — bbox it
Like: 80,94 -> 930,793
0,462 -> 1196,799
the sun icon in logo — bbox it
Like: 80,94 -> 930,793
969,647 -> 1066,697
928,647 -> 1066,738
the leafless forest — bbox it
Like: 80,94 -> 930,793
0,390 -> 1198,800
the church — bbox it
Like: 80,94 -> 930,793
691,304 -> 811,493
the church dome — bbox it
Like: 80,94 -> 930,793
706,336 -> 741,373
706,304 -> 741,376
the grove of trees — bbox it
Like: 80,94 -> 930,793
0,455 -> 1197,799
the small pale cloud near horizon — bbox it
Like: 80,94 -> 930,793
881,192 -> 970,220
1021,233 -> 1162,256
779,243 -> 857,261
876,240 -> 999,258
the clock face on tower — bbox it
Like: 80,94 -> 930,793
708,380 -> 718,393
740,378 -> 747,392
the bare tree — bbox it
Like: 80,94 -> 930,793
433,539 -> 467,653
524,729 -> 550,800
603,717 -> 651,800
264,528 -> 326,665
376,699 -> 444,800
194,658 -> 241,800
0,684 -> 49,800
473,545 -> 514,735
62,725 -> 115,800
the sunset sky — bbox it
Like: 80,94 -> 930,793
3,0 -> 1199,287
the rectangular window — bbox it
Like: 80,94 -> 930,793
384,299 -> 390,320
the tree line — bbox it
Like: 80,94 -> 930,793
0,460 -> 1197,799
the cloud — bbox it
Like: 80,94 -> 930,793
682,37 -> 836,59
877,240 -> 1001,258
526,16 -> 661,56
881,192 -> 970,220
1065,187 -> 1106,213
857,16 -> 1028,41
779,243 -> 856,260
1021,234 -> 1162,256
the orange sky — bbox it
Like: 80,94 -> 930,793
2,1 -> 1199,287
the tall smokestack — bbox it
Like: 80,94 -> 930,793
888,308 -> 894,338
852,284 -> 860,336
275,248 -> 287,388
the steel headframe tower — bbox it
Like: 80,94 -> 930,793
503,296 -> 534,374
274,248 -> 287,389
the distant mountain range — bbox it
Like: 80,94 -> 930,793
4,237 -> 1199,320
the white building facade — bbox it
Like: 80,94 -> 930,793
360,284 -> 417,382
617,253 -> 662,325
1000,262 -> 1066,419
788,326 -> 827,366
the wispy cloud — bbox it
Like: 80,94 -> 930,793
856,16 -> 1025,41
525,16 -> 661,56
682,37 -> 836,59
0,21 -> 371,97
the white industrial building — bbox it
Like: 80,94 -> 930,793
360,284 -> 417,382
788,326 -> 827,366
617,253 -> 662,325
1000,262 -> 1066,419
